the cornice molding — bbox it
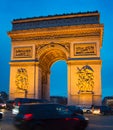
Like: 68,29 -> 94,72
8,24 -> 103,47
67,59 -> 102,65
9,62 -> 39,66
8,24 -> 103,36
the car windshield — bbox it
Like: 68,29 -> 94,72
68,106 -> 79,110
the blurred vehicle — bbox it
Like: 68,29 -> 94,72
82,106 -> 92,114
0,111 -> 3,120
0,98 -> 6,109
13,103 -> 88,130
12,98 -> 49,115
92,105 -> 113,115
6,100 -> 15,110
67,105 -> 83,115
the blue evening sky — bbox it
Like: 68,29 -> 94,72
0,0 -> 113,98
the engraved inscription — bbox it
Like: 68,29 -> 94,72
14,46 -> 32,58
74,43 -> 96,56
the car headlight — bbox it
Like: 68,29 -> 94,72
85,117 -> 89,121
2,104 -> 6,107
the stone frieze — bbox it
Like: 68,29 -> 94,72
13,46 -> 32,58
74,43 -> 96,56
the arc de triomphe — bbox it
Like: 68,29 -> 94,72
8,11 -> 104,105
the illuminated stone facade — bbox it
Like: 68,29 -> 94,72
8,11 -> 104,105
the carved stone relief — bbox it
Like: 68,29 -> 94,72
35,42 -> 70,60
15,68 -> 29,91
76,65 -> 94,93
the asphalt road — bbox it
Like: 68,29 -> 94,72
85,114 -> 113,130
0,109 -> 113,130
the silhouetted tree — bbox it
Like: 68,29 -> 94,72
0,91 -> 8,101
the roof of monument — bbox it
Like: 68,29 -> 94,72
12,11 -> 101,31
13,11 -> 99,21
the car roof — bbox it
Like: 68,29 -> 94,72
19,103 -> 65,112
14,98 -> 49,102
21,102 -> 60,106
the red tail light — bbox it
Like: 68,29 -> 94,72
65,118 -> 79,121
65,118 -> 71,120
13,102 -> 15,106
73,118 -> 80,121
23,113 -> 33,121
18,102 -> 21,106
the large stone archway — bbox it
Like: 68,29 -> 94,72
8,11 -> 104,106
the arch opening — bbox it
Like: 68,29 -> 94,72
50,60 -> 67,98
38,46 -> 68,100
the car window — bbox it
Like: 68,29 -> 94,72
68,106 -> 79,110
14,98 -> 49,105
55,105 -> 73,115
19,104 -> 59,118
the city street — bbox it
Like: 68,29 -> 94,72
86,114 -> 113,130
0,109 -> 113,130
0,109 -> 16,130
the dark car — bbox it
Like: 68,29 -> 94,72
0,98 -> 6,109
0,112 -> 3,120
13,103 -> 88,130
67,105 -> 83,115
92,105 -> 113,115
12,98 -> 49,115
6,100 -> 15,110
13,98 -> 49,107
